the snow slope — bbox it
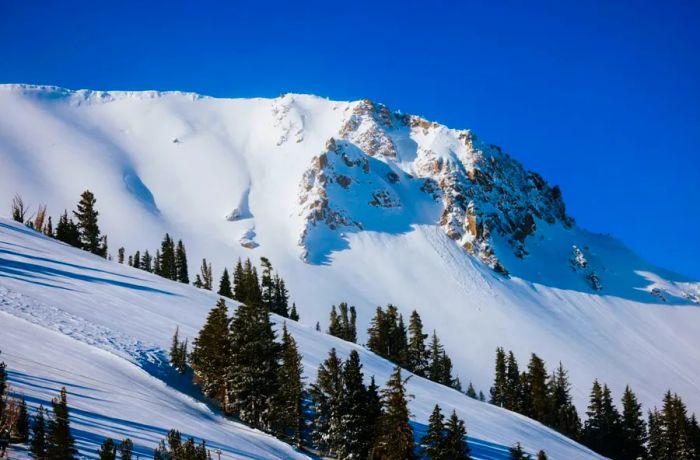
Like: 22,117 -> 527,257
0,84 -> 698,421
0,219 -> 599,459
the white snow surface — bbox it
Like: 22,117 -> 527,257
0,84 -> 699,455
0,218 -> 599,459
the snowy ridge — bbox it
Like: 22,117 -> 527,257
0,218 -> 600,459
0,84 -> 699,436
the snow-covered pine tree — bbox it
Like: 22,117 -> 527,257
443,410 -> 470,459
271,323 -> 304,447
372,366 -> 415,460
217,268 -> 233,299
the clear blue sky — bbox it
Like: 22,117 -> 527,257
2,0 -> 698,278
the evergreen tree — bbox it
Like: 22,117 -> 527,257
73,190 -> 107,256
504,351 -> 521,412
523,353 -> 548,423
44,216 -> 53,237
407,310 -> 428,377
30,405 -> 48,460
142,250 -> 153,272
133,251 -> 141,270
16,397 -> 30,443
582,380 -> 621,458
226,297 -> 279,429
272,275 -> 289,317
193,274 -> 204,289
55,211 -> 81,247
120,438 -> 133,460
217,268 -> 233,299
260,257 -> 275,310
509,442 -> 530,459
272,324 -> 304,447
365,376 -> 383,453
536,451 -> 547,460
490,347 -> 507,407
232,259 -> 245,301
289,303 -> 299,321
478,391 -> 485,402
310,348 -> 343,455
169,327 -> 187,374
443,410 -> 470,460
157,234 -> 176,280
422,405 -> 446,460
546,362 -> 581,439
47,387 -> 77,460
11,194 -> 28,223
117,247 -> 125,264
328,305 -> 342,338
650,391 -> 696,460
191,299 -> 230,402
199,259 -> 213,290
372,367 -> 415,460
620,385 -> 647,460
427,331 -> 451,386
338,350 -> 372,459
175,240 -> 189,283
315,322 -> 321,332
97,438 -> 117,460
466,382 -> 477,399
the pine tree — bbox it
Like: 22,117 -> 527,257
73,190 -> 106,256
490,347 -> 507,407
443,410 -> 470,459
119,438 -> 133,460
193,274 -> 204,288
226,298 -> 279,429
217,268 -> 233,299
55,211 -> 81,247
272,275 -> 289,317
260,257 -> 274,309
365,376 -> 383,453
117,247 -> 125,264
407,310 -> 428,377
157,234 -> 176,280
133,251 -> 141,270
466,382 -> 477,399
536,451 -> 547,460
315,322 -> 321,332
546,362 -> 580,439
272,324 -> 304,447
47,387 -> 77,460
30,405 -> 48,460
367,306 -> 389,358
199,259 -> 213,290
583,380 -> 621,458
232,259 -> 245,300
191,300 -> 231,402
422,405 -> 446,460
175,240 -> 189,283
310,348 -> 344,455
509,442 -> 530,459
620,385 -> 647,460
44,216 -> 54,237
97,438 -> 117,460
142,250 -> 153,272
289,303 -> 299,321
427,331 -> 451,386
16,397 -> 30,443
328,305 -> 342,338
338,350 -> 372,459
372,366 -> 415,460
504,351 -> 521,412
523,353 -> 548,423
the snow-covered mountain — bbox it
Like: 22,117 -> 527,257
0,84 -> 698,424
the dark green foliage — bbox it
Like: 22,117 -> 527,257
55,211 -> 81,247
11,194 -> 27,223
504,351 -> 522,412
536,450 -> 547,460
47,387 -> 77,460
153,430 -> 210,460
30,405 -> 48,460
620,385 -> 647,460
169,327 -> 188,374
226,296 -> 279,429
198,259 -> 213,290
523,353 -> 548,423
582,380 -> 622,458
466,382 -> 477,399
490,347 -> 507,407
16,397 -> 30,443
310,348 -> 343,455
175,240 -> 189,283
545,363 -> 581,440
271,324 -> 304,447
327,303 -> 356,342
117,247 -> 125,264
120,438 -> 133,460
647,391 -> 697,460
73,190 -> 107,257
427,331 -> 455,388
257,258 -> 288,316
509,442 -> 530,459
191,299 -> 230,402
44,216 -> 53,237
97,438 -> 117,460
142,250 -> 153,272
443,410 -> 470,459
406,311 -> 428,377
157,234 -> 177,280
372,366 -> 415,460
217,268 -> 233,299
338,350 -> 374,459
367,305 -> 407,367
289,303 -> 299,321
422,405 -> 445,459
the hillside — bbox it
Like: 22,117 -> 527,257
0,82 -> 698,421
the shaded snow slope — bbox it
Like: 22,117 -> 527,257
0,219 -> 601,459
0,84 -> 699,421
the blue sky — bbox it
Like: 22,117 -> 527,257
2,0 -> 698,278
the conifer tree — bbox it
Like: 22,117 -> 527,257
407,311 -> 428,377
583,380 -> 621,458
193,274 -> 204,288
232,259 -> 245,300
191,299 -> 230,402
490,347 -> 507,407
44,216 -> 53,237
509,442 -> 530,459
546,362 -> 580,439
315,322 -> 321,332
505,351 -> 521,412
30,405 -> 48,460
11,194 -> 28,223
73,190 -> 107,257
55,211 -> 81,247
97,438 -> 117,460
272,324 -> 304,447
272,275 -> 289,317
466,382 -> 477,399
372,367 -> 415,460
536,451 -> 547,460
117,247 -> 125,264
260,257 -> 275,310
310,348 -> 343,455
226,298 -> 279,429
199,259 -> 213,290
523,353 -> 548,423
336,350 -> 372,459
422,404 -> 446,460
427,331 -> 451,386
217,268 -> 233,299
620,385 -> 647,460
133,251 -> 141,270
365,376 -> 383,452
443,410 -> 470,459
16,397 -> 30,443
120,438 -> 133,460
142,250 -> 153,272
175,240 -> 189,283
289,303 -> 299,321
47,387 -> 77,460
328,305 -> 342,338
157,234 -> 176,280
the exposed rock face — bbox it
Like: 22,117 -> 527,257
297,99 -> 575,273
